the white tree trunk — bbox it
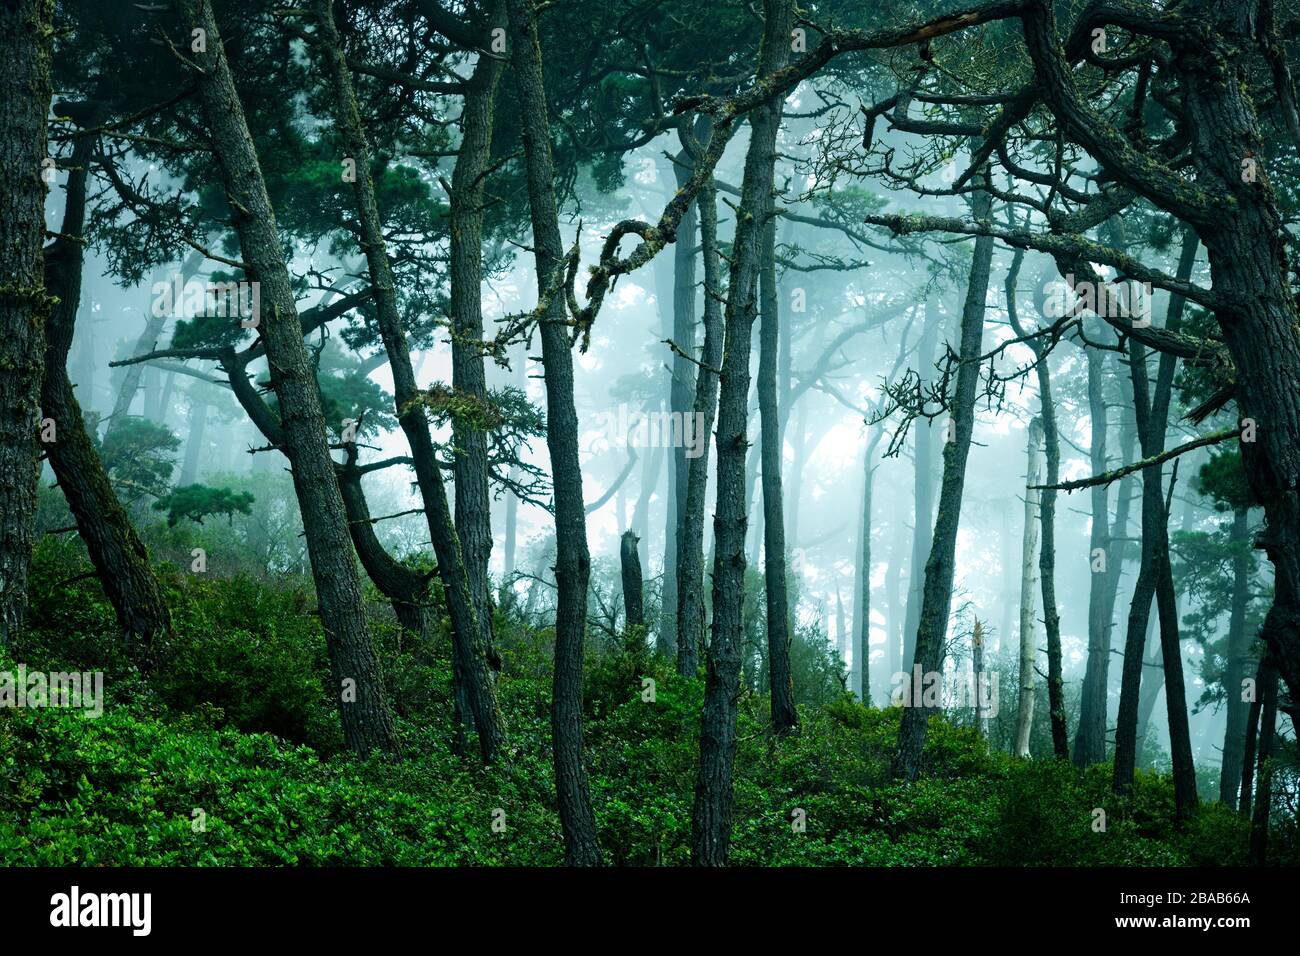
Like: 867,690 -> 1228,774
1014,417 -> 1044,757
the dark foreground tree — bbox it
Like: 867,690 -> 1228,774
0,0 -> 54,644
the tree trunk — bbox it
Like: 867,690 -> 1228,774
1014,417 -> 1044,757
1219,506 -> 1253,808
1035,353 -> 1068,759
693,0 -> 795,865
1238,659 -> 1264,819
1248,657 -> 1278,864
856,446 -> 876,704
758,208 -> 798,736
620,530 -> 644,635
177,0 -> 397,757
972,617 -> 988,738
315,0 -> 505,763
893,171 -> 994,781
39,116 -> 173,660
902,307 -> 941,670
1113,230 -> 1198,813
675,162 -> 722,677
506,0 -> 601,865
1074,345 -> 1112,766
0,0 -> 53,644
660,145 -> 700,659
448,1 -> 507,708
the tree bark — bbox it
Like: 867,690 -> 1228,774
506,0 -> 601,866
40,114 -> 173,660
0,0 -> 53,644
693,0 -> 795,865
1074,345 -> 1112,766
314,0 -> 505,763
1014,417 -> 1043,758
675,163 -> 722,677
620,530 -> 644,634
893,170 -> 994,781
447,0 -> 507,705
176,0 -> 397,757
758,206 -> 798,736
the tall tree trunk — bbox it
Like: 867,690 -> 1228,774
176,0 -> 397,757
314,0 -> 505,763
1035,355 -> 1068,759
506,0 -> 601,865
1074,345 -> 1112,766
660,145 -> 699,660
693,0 -> 795,865
676,158 -> 722,677
448,1 -> 507,705
1238,656 -> 1268,819
758,208 -> 798,736
1248,657 -> 1278,864
1014,417 -> 1044,758
1007,249 -> 1067,759
893,171 -> 994,781
886,507 -> 906,687
0,0 -> 53,644
972,617 -> 988,738
1112,230 -> 1198,813
856,442 -> 878,704
902,307 -> 940,670
1219,506 -> 1254,808
39,114 -> 173,660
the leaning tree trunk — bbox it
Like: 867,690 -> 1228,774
1219,506 -> 1254,808
0,0 -> 53,644
758,210 -> 798,736
1014,417 -> 1044,758
314,0 -> 505,763
693,0 -> 796,866
675,160 -> 723,677
507,0 -> 601,866
39,113 -> 173,661
175,0 -> 397,757
893,170 -> 994,781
